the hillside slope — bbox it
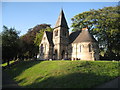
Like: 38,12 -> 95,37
5,60 -> 120,88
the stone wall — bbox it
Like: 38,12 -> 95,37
38,32 -> 50,60
68,42 -> 99,61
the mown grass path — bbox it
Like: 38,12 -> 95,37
3,60 -> 120,88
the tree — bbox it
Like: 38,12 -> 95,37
71,6 -> 120,60
34,27 -> 53,46
19,24 -> 51,60
0,33 -> 2,63
21,24 -> 51,45
2,26 -> 20,65
0,33 -> 2,46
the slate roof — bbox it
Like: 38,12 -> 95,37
44,30 -> 97,45
45,31 -> 54,46
55,9 -> 69,29
69,30 -> 81,44
69,30 -> 97,44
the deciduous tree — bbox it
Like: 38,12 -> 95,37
34,27 -> 53,46
19,24 -> 51,59
2,26 -> 20,65
71,6 -> 120,60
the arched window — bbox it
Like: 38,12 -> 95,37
63,31 -> 67,37
61,50 -> 65,59
40,44 -> 43,54
44,44 -> 46,53
43,37 -> 46,40
72,46 -> 74,52
80,45 -> 81,52
89,44 -> 92,52
54,50 -> 58,60
55,30 -> 58,36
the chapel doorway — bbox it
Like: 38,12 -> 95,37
54,50 -> 58,60
61,50 -> 65,59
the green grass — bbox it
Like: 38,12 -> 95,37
1,60 -> 17,67
4,60 -> 120,88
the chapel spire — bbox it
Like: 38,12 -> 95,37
55,9 -> 69,29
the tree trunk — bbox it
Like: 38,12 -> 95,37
7,59 -> 10,67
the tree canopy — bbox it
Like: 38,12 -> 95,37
34,27 -> 53,46
19,24 -> 51,59
21,24 -> 51,45
71,6 -> 120,60
2,26 -> 20,64
0,33 -> 2,46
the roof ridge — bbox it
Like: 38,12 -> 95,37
72,30 -> 97,43
45,31 -> 53,45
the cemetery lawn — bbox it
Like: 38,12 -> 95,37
4,60 -> 120,88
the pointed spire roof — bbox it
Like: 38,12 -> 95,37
55,9 -> 69,29
72,28 -> 97,43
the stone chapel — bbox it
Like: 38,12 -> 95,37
37,9 -> 99,61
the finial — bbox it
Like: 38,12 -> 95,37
60,7 -> 64,15
61,5 -> 64,11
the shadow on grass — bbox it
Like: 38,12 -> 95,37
3,60 -> 43,84
3,60 -> 119,88
22,72 -> 113,88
